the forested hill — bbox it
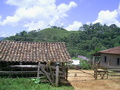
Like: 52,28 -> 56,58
0,37 -> 5,40
4,23 -> 120,58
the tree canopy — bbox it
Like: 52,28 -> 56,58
4,23 -> 120,58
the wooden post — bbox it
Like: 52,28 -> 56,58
65,66 -> 68,80
37,62 -> 40,78
107,71 -> 108,79
94,64 -> 97,80
55,63 -> 59,87
61,63 -> 65,79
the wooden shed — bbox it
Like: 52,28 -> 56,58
0,41 -> 72,86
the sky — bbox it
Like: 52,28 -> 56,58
0,0 -> 120,37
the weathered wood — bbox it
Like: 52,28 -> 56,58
8,65 -> 38,68
97,71 -> 108,79
37,62 -> 40,78
0,71 -> 44,74
0,63 -> 68,86
55,64 -> 59,87
94,65 -> 97,80
40,65 -> 54,86
8,65 -> 63,69
65,67 -> 68,80
48,62 -> 55,82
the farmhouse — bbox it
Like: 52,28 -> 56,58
0,41 -> 71,86
93,46 -> 120,68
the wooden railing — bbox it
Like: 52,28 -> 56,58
0,64 -> 68,86
94,65 -> 120,80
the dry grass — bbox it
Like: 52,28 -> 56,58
68,70 -> 120,90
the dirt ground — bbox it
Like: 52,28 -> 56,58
67,70 -> 120,90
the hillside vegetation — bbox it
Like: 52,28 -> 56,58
0,37 -> 5,40
5,23 -> 120,58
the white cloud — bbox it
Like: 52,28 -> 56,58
0,17 -> 1,25
23,21 -> 45,31
65,21 -> 82,31
0,0 -> 77,31
0,16 -> 1,19
93,4 -> 120,26
0,32 -> 15,37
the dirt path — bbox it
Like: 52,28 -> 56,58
67,70 -> 120,90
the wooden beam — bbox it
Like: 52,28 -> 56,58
41,66 -> 54,86
0,71 -> 44,74
65,65 -> 68,80
55,63 -> 59,87
94,64 -> 97,80
8,65 -> 38,68
37,62 -> 40,78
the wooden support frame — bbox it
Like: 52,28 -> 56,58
94,65 -> 97,80
55,62 -> 59,87
37,62 -> 40,79
0,62 -> 68,87
94,64 -> 108,80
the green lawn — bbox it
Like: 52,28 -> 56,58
0,78 -> 74,90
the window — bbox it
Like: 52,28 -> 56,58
104,56 -> 107,62
117,58 -> 120,65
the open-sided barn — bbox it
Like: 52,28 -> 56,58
0,41 -> 72,86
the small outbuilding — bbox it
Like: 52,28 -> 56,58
93,46 -> 120,68
0,41 -> 71,86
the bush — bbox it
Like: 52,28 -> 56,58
0,78 -> 74,90
79,60 -> 91,70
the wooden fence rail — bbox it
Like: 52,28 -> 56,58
0,64 -> 68,87
94,65 -> 120,80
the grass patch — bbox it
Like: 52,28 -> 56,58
0,78 -> 74,90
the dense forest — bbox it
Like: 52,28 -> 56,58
4,23 -> 120,58
0,37 -> 5,40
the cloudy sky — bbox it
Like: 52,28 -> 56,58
0,0 -> 120,37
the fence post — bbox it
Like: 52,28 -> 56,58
37,62 -> 40,79
66,66 -> 68,80
55,62 -> 59,87
94,64 -> 97,80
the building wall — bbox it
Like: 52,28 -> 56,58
100,54 -> 120,68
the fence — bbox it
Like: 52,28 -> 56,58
94,65 -> 120,80
0,63 -> 68,86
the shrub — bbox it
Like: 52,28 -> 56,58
79,60 -> 91,70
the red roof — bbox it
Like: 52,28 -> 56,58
93,46 -> 120,56
99,46 -> 120,55
0,41 -> 71,63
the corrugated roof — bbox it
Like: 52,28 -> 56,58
0,41 -> 71,63
93,46 -> 120,56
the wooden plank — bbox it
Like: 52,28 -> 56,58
55,64 -> 59,87
0,71 -> 44,74
108,69 -> 120,72
0,64 -> 61,69
65,67 -> 68,80
94,67 -> 97,80
41,66 -> 54,86
37,62 -> 40,78
8,65 -> 38,68
48,64 -> 55,83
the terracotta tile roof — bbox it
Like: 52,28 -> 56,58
99,46 -> 120,54
93,46 -> 120,56
0,41 -> 71,63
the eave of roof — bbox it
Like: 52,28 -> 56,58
92,46 -> 120,56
